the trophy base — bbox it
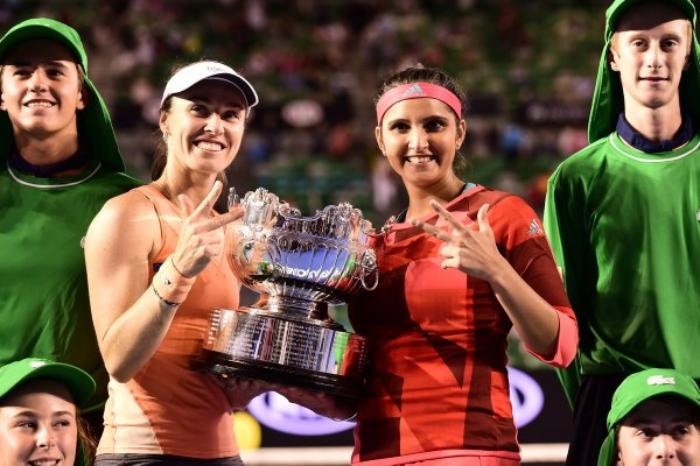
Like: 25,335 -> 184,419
202,308 -> 368,399
202,350 -> 363,399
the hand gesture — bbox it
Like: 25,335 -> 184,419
412,201 -> 506,281
172,181 -> 244,278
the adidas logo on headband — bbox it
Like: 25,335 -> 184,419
401,84 -> 426,98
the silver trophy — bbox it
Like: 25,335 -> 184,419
201,187 -> 378,399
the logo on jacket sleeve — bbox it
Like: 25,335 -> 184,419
528,218 -> 543,236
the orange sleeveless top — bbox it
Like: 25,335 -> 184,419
97,184 -> 241,458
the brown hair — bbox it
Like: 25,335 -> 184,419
76,413 -> 96,466
151,60 -> 188,179
150,94 -> 172,181
375,66 -> 469,177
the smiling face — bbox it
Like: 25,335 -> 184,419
610,3 -> 692,113
159,79 -> 247,177
375,97 -> 465,191
616,397 -> 700,466
0,379 -> 78,466
0,39 -> 85,141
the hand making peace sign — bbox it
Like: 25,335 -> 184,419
412,200 -> 507,282
171,180 -> 244,278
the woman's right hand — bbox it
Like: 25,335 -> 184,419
171,180 -> 244,278
275,386 -> 358,421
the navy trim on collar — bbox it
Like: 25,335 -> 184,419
616,113 -> 693,153
8,143 -> 91,178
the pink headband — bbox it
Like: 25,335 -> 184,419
376,82 -> 462,124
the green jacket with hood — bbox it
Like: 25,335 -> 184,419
0,18 -> 140,411
544,0 -> 700,407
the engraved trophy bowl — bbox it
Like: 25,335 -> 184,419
201,187 -> 378,399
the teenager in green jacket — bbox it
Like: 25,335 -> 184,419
0,18 -> 138,429
545,0 -> 700,464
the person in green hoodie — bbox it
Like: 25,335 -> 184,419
0,18 -> 139,434
597,368 -> 700,466
544,1 -> 700,464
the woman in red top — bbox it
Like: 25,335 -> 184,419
345,67 -> 578,465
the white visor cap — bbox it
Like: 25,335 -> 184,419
160,61 -> 259,110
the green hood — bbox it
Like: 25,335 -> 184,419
0,18 -> 125,172
597,368 -> 700,466
588,0 -> 700,142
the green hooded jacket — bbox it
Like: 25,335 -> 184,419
0,18 -> 139,412
545,0 -> 700,409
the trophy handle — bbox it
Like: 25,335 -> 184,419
228,186 -> 240,209
359,250 -> 378,291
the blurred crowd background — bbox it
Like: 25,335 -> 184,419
2,0 -> 624,368
0,6 -> 636,455
1,0 -> 612,225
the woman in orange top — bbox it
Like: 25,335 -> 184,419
85,61 -> 260,465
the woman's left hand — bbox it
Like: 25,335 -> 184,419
415,200 -> 568,362
412,201 -> 506,281
275,386 -> 357,422
211,374 -> 275,410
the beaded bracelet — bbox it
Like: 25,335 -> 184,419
152,283 -> 180,308
151,256 -> 196,307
